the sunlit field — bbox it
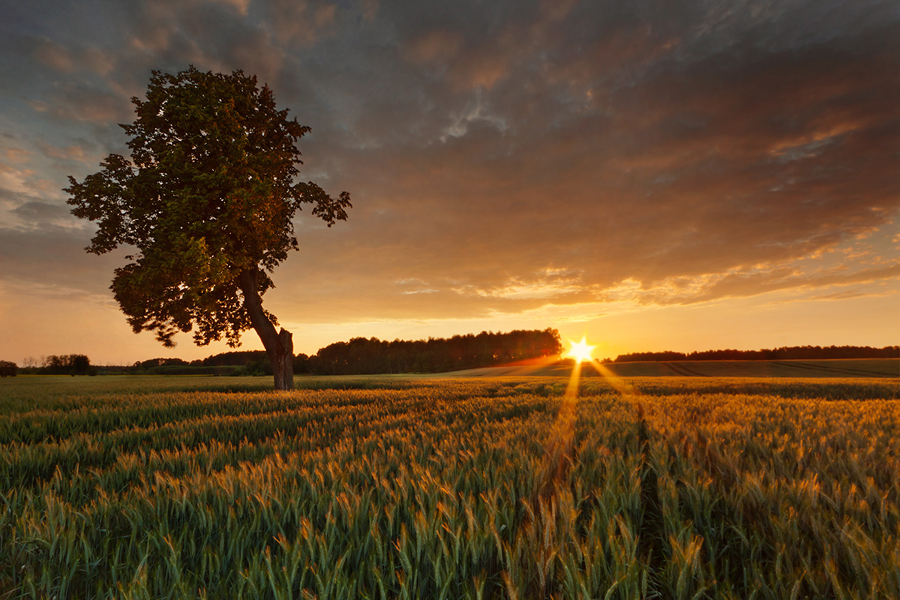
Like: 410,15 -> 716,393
2,374 -> 900,599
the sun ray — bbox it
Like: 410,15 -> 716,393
536,346 -> 582,500
587,358 -> 639,395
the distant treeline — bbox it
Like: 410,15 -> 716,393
129,352 -> 285,376
124,329 -> 561,376
16,354 -> 95,376
12,339 -> 894,379
614,346 -> 900,362
308,329 -> 563,375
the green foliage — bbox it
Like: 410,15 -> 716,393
235,359 -> 274,377
1,375 -> 899,598
65,66 -> 351,349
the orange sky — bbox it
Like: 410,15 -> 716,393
1,0 -> 898,365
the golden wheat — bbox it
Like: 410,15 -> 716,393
0,375 -> 898,598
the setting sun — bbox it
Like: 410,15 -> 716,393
566,336 -> 596,363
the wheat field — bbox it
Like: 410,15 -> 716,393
1,374 -> 899,599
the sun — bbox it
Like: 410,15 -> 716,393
566,336 -> 596,363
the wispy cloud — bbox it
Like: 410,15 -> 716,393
0,0 -> 898,359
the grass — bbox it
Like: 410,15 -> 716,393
1,374 -> 899,598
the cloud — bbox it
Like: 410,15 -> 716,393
446,49 -> 510,91
0,226 -> 124,296
11,201 -> 71,223
30,37 -> 116,76
29,83 -> 132,124
32,37 -> 76,73
274,0 -> 899,320
2,147 -> 31,164
636,262 -> 900,306
1,0 -> 898,339
404,30 -> 463,65
264,0 -> 339,48
214,0 -> 251,16
805,290 -> 876,302
0,162 -> 35,197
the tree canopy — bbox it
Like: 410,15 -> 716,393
309,329 -> 563,375
66,67 -> 351,389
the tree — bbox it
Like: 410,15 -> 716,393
40,354 -> 92,375
65,67 -> 351,390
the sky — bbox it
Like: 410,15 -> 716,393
0,0 -> 898,365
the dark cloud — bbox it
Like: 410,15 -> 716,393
312,0 -> 900,303
11,201 -> 70,221
0,226 -> 124,296
29,83 -> 132,124
1,0 -> 898,331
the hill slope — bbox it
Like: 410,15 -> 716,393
451,358 -> 898,378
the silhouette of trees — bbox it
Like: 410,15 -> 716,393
132,358 -> 189,369
65,67 -> 351,390
195,350 -> 269,367
0,361 -> 16,377
614,346 -> 899,362
37,355 -> 92,375
309,328 -> 563,375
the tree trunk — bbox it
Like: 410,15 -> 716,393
238,269 -> 295,390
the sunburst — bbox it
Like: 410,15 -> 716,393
566,336 -> 596,363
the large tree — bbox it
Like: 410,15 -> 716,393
65,67 -> 351,390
